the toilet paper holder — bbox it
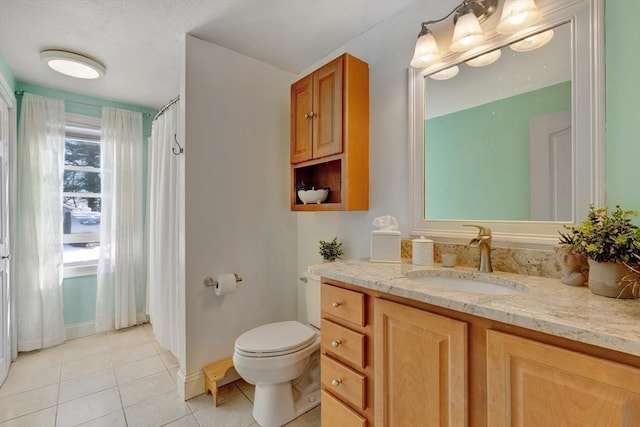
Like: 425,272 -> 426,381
203,273 -> 243,288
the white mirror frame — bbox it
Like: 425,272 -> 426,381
410,0 -> 604,248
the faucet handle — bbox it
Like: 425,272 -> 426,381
463,224 -> 492,237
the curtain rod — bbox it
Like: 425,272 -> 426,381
153,95 -> 180,122
14,90 -> 151,117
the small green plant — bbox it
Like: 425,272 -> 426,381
319,237 -> 344,261
560,205 -> 640,264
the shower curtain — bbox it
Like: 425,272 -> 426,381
146,100 -> 184,359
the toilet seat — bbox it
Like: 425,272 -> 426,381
235,321 -> 317,358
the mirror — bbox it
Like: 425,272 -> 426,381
425,23 -> 571,222
410,0 -> 604,247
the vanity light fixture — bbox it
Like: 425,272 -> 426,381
428,65 -> 460,80
509,28 -> 554,52
449,10 -> 487,52
410,26 -> 440,68
40,49 -> 106,79
465,48 -> 502,67
410,0 -> 543,68
495,0 -> 543,34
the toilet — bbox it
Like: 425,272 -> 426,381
233,273 -> 321,427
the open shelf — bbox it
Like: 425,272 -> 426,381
292,158 -> 342,209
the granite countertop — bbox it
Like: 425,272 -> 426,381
309,259 -> 640,357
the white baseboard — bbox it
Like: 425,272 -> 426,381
176,370 -> 205,400
65,321 -> 96,340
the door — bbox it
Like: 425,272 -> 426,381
529,111 -> 572,221
0,95 -> 10,385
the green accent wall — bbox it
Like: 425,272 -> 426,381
62,276 -> 98,325
605,0 -> 640,220
15,82 -> 156,325
425,81 -> 571,220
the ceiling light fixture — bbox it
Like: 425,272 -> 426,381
40,49 -> 106,79
410,0 -> 543,68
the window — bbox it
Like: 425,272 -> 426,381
63,113 -> 101,276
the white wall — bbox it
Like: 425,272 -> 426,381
182,35 -> 297,398
295,5 -> 429,282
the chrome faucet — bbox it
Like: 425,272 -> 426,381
464,225 -> 493,273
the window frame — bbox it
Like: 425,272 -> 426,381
63,113 -> 101,278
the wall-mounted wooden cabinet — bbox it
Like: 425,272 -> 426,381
291,53 -> 369,211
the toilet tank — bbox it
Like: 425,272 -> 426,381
302,273 -> 321,329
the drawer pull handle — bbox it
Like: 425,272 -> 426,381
331,340 -> 341,348
332,379 -> 342,387
332,302 -> 342,308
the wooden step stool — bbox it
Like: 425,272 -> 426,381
203,357 -> 235,407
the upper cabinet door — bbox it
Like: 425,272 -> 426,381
290,74 -> 313,163
312,56 -> 343,159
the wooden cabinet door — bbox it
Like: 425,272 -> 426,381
374,298 -> 468,427
487,330 -> 640,427
312,56 -> 343,159
290,74 -> 313,163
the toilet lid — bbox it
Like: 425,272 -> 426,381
235,321 -> 317,357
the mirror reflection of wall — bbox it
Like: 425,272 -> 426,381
424,22 -> 571,222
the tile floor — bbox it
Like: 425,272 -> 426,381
0,324 -> 320,427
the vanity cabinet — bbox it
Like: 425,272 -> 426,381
290,53 -> 369,211
320,278 -> 640,427
373,298 -> 468,427
320,283 -> 373,426
487,330 -> 640,426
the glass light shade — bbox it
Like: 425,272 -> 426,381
410,32 -> 440,68
40,49 -> 106,79
496,0 -> 542,34
450,12 -> 486,52
466,49 -> 502,67
428,65 -> 459,81
509,29 -> 554,52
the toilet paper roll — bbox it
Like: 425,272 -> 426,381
215,273 -> 237,296
412,236 -> 434,266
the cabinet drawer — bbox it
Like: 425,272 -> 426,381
321,390 -> 367,427
321,354 -> 367,410
321,319 -> 366,368
321,284 -> 365,326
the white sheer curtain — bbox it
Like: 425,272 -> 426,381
15,93 -> 65,351
95,107 -> 145,332
146,100 -> 184,356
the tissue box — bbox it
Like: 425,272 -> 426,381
370,230 -> 401,263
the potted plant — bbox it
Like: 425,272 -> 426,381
560,205 -> 640,298
319,237 -> 344,262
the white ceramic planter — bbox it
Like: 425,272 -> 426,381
587,259 -> 636,298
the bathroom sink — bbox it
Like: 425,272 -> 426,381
407,275 -> 527,295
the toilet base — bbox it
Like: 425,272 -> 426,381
252,382 -> 320,427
